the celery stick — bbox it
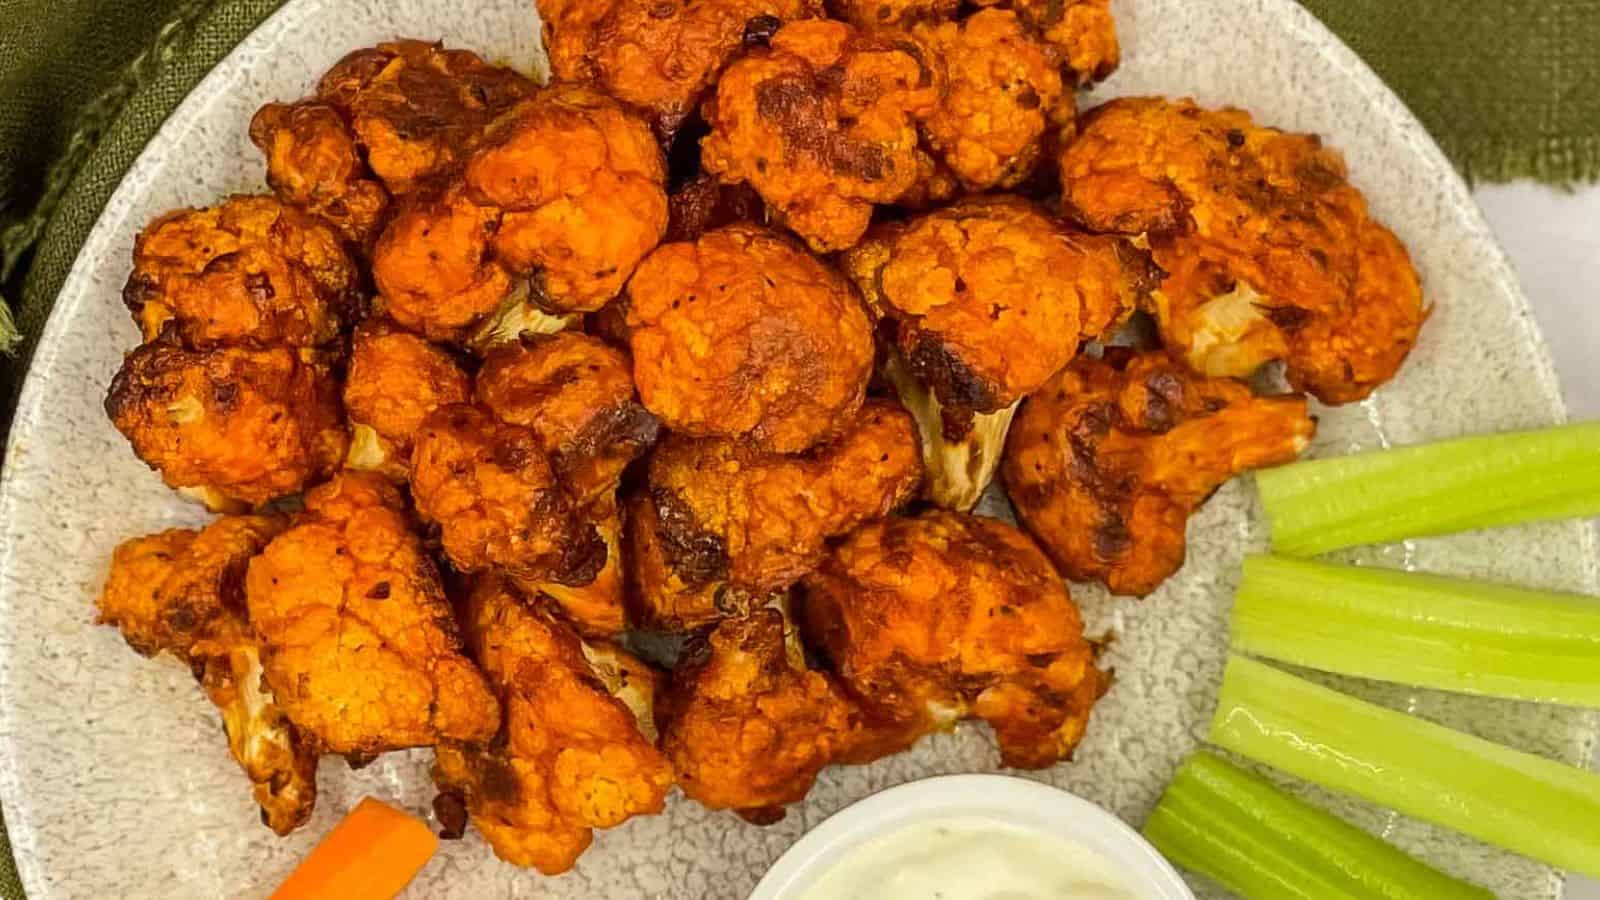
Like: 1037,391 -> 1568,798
1256,422 -> 1600,556
1231,555 -> 1600,706
1144,751 -> 1492,900
1209,656 -> 1600,878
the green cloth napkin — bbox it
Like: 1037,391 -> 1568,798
0,1 -> 1595,896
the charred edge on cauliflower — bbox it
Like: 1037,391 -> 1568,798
649,484 -> 732,585
548,513 -> 610,590
559,401 -> 661,474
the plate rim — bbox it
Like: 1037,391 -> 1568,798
0,0 -> 1593,895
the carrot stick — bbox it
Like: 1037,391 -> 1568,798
270,798 -> 439,900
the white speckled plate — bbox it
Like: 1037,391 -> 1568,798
0,1 -> 1595,898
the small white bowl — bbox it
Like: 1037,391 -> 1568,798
750,775 -> 1196,900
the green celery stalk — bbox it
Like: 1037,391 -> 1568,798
1231,555 -> 1600,706
1256,422 -> 1600,556
1144,751 -> 1492,900
1209,656 -> 1600,879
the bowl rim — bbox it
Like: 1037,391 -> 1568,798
748,774 -> 1196,900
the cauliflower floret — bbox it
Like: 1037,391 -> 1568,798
371,184 -> 514,342
659,608 -> 861,823
830,0 -> 1118,86
244,473 -> 501,756
433,576 -> 671,874
476,331 -> 658,508
915,10 -> 1071,192
100,518 -> 281,659
1003,349 -> 1315,596
410,404 -> 606,587
250,40 -> 533,247
626,223 -> 874,453
800,510 -> 1108,768
314,40 -> 535,194
248,101 -> 391,246
976,0 -> 1118,84
475,332 -> 659,634
538,0 -> 825,138
122,195 -> 357,350
99,516 -> 318,835
463,85 -> 668,313
842,195 -> 1157,509
105,333 -> 347,509
1058,97 -> 1425,404
343,318 -> 472,480
628,400 -> 921,630
700,19 -> 944,252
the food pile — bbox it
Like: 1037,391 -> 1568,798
97,0 -> 1424,875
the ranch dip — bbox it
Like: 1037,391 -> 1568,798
796,816 -> 1143,900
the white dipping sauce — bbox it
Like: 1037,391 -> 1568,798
796,816 -> 1142,900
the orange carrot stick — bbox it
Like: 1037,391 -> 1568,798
271,797 -> 440,900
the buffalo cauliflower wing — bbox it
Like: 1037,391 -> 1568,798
122,195 -> 357,350
1058,98 -> 1426,404
314,40 -> 535,194
1003,349 -> 1315,596
914,9 -> 1070,192
245,473 -> 501,756
373,86 -> 669,339
842,195 -> 1157,508
626,223 -> 874,453
476,332 -> 660,634
248,101 -> 391,246
538,0 -> 824,138
371,183 -> 515,342
464,85 -> 669,313
433,576 -> 671,874
410,404 -> 607,587
251,40 -> 532,245
98,517 -> 319,835
979,0 -> 1118,85
829,0 -> 1117,85
343,318 -> 472,480
826,0 -> 958,27
105,333 -> 347,509
628,400 -> 921,630
700,19 -> 943,252
100,517 -> 283,659
800,510 -> 1108,769
658,608 -> 861,823
476,331 -> 658,510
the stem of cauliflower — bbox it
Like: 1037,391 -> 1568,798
175,484 -> 248,514
579,641 -> 658,743
344,423 -> 389,472
1150,280 -> 1284,380
882,351 -> 1020,512
466,279 -> 579,354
